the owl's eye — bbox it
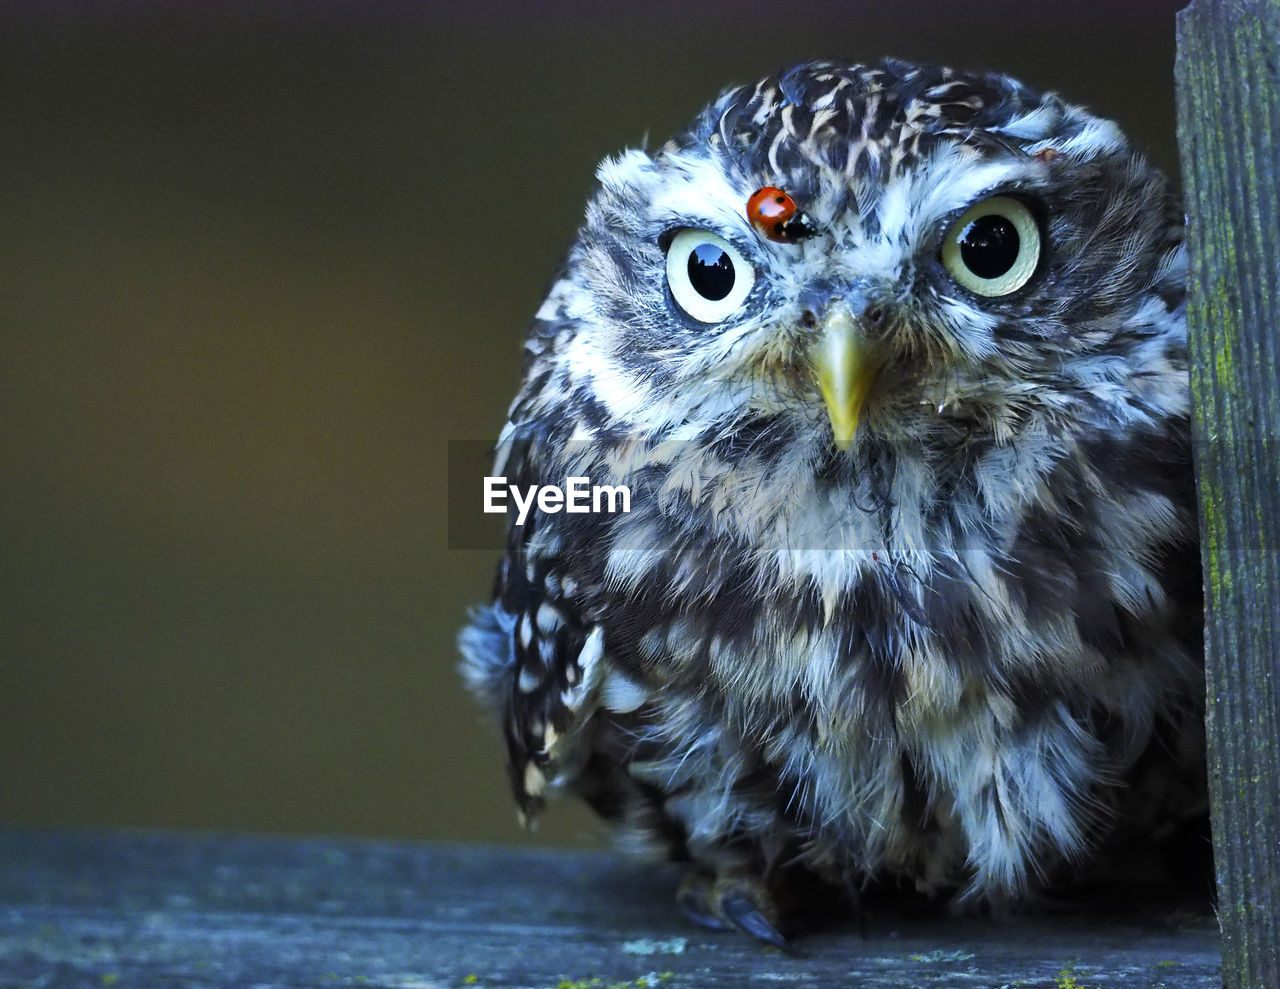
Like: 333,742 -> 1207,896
940,196 -> 1041,297
665,229 -> 755,323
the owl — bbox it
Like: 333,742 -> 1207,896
459,59 -> 1205,944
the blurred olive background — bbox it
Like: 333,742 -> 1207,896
0,0 -> 1186,847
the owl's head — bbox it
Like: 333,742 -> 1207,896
522,59 -> 1185,474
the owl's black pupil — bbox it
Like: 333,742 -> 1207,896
687,243 -> 735,301
959,214 -> 1020,279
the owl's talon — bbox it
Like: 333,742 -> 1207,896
676,873 -> 732,931
676,868 -> 790,948
721,890 -> 791,951
680,900 -> 733,931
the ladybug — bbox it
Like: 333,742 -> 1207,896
746,186 -> 814,243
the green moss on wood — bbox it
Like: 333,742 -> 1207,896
1177,1 -> 1280,985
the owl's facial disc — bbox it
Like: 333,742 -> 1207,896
809,303 -> 885,450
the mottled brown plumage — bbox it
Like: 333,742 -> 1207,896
460,59 -> 1206,942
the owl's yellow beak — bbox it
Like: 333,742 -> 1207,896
809,306 -> 881,450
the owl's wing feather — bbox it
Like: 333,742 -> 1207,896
459,426 -> 609,823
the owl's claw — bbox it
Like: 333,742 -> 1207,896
676,868 -> 791,950
676,873 -> 733,931
721,890 -> 791,950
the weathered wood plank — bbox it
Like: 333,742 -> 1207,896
1175,2 -> 1280,986
0,829 -> 1218,988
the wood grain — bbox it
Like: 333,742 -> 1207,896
0,828 -> 1219,988
1176,2 -> 1280,985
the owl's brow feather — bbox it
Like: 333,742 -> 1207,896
959,127 -> 1033,160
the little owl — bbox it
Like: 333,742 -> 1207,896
460,59 -> 1205,944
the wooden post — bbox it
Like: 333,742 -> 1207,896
1176,2 -> 1280,986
